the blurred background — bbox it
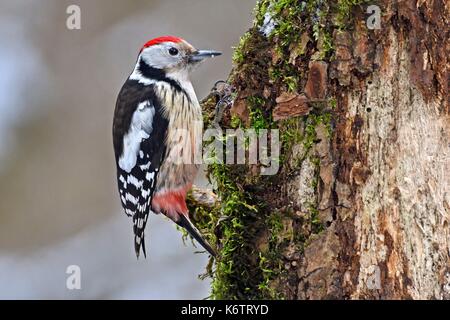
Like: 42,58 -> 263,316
0,0 -> 255,299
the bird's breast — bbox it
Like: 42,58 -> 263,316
155,84 -> 203,194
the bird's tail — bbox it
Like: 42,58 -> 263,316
176,214 -> 216,257
134,232 -> 147,259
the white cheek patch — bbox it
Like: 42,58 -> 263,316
119,101 -> 155,173
140,45 -> 179,70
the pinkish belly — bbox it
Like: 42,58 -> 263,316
151,183 -> 192,221
152,163 -> 199,220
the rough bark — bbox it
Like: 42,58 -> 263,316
195,0 -> 449,299
299,0 -> 449,300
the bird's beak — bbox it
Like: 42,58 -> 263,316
189,50 -> 222,63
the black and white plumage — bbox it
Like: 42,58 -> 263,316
113,36 -> 221,258
113,81 -> 168,257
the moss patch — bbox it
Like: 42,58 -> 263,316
192,0 -> 370,299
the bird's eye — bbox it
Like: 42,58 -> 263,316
168,47 -> 179,56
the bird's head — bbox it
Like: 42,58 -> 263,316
137,36 -> 221,77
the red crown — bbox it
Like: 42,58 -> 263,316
140,36 -> 183,52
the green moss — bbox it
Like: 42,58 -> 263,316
247,95 -> 265,108
200,128 -> 287,299
256,211 -> 286,299
279,117 -> 302,166
247,96 -> 272,133
250,109 -> 268,133
254,0 -> 271,26
304,111 -> 333,148
269,62 -> 300,92
205,119 -> 288,298
314,26 -> 334,60
193,0 -> 370,300
232,32 -> 252,65
270,0 -> 306,47
329,97 -> 337,109
303,117 -> 318,151
257,0 -> 307,91
267,212 -> 284,244
258,0 -> 331,90
201,96 -> 219,128
280,118 -> 302,149
309,204 -> 325,234
186,195 -> 218,248
230,115 -> 243,129
258,252 -> 284,299
335,0 -> 369,28
205,161 -> 263,299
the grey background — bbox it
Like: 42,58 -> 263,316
0,0 -> 255,299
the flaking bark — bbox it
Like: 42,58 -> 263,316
193,0 -> 449,299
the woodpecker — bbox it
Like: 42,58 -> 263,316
113,36 -> 220,258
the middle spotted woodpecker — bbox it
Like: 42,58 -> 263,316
113,36 -> 221,258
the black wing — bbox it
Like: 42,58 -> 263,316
113,80 -> 168,258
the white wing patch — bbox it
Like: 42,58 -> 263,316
119,101 -> 155,173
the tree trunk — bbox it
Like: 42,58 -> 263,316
193,0 -> 449,299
